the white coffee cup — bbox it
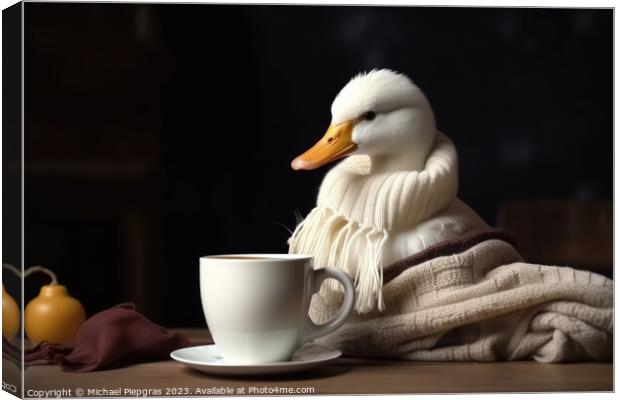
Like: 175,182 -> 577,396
199,254 -> 355,364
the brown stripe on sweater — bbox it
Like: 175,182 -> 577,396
383,228 -> 517,284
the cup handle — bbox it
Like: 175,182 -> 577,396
301,267 -> 355,344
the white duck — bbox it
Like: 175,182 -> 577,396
289,69 -> 488,313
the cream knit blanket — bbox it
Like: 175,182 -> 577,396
309,229 -> 613,362
289,133 -> 458,313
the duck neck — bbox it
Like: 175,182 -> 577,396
369,142 -> 430,173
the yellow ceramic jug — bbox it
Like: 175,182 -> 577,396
24,266 -> 86,344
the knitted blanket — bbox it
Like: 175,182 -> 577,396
309,229 -> 613,362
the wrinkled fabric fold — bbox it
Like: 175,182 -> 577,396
23,303 -> 196,372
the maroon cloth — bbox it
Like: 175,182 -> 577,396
24,303 -> 194,372
2,336 -> 21,364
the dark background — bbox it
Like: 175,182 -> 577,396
21,4 -> 612,327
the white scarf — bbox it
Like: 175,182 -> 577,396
289,133 -> 459,313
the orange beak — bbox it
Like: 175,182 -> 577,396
291,121 -> 358,170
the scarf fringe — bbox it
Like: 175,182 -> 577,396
289,206 -> 388,313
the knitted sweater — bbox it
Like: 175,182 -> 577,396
289,133 -> 486,312
308,229 -> 613,362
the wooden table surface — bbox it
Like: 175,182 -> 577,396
20,329 -> 613,396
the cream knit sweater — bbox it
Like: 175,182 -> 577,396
309,232 -> 613,362
289,133 -> 468,313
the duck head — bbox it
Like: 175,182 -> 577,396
291,69 -> 437,173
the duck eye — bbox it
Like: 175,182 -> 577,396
362,111 -> 376,121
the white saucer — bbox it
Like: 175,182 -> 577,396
170,343 -> 342,376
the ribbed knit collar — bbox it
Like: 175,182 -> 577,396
289,133 -> 459,313
317,133 -> 459,231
